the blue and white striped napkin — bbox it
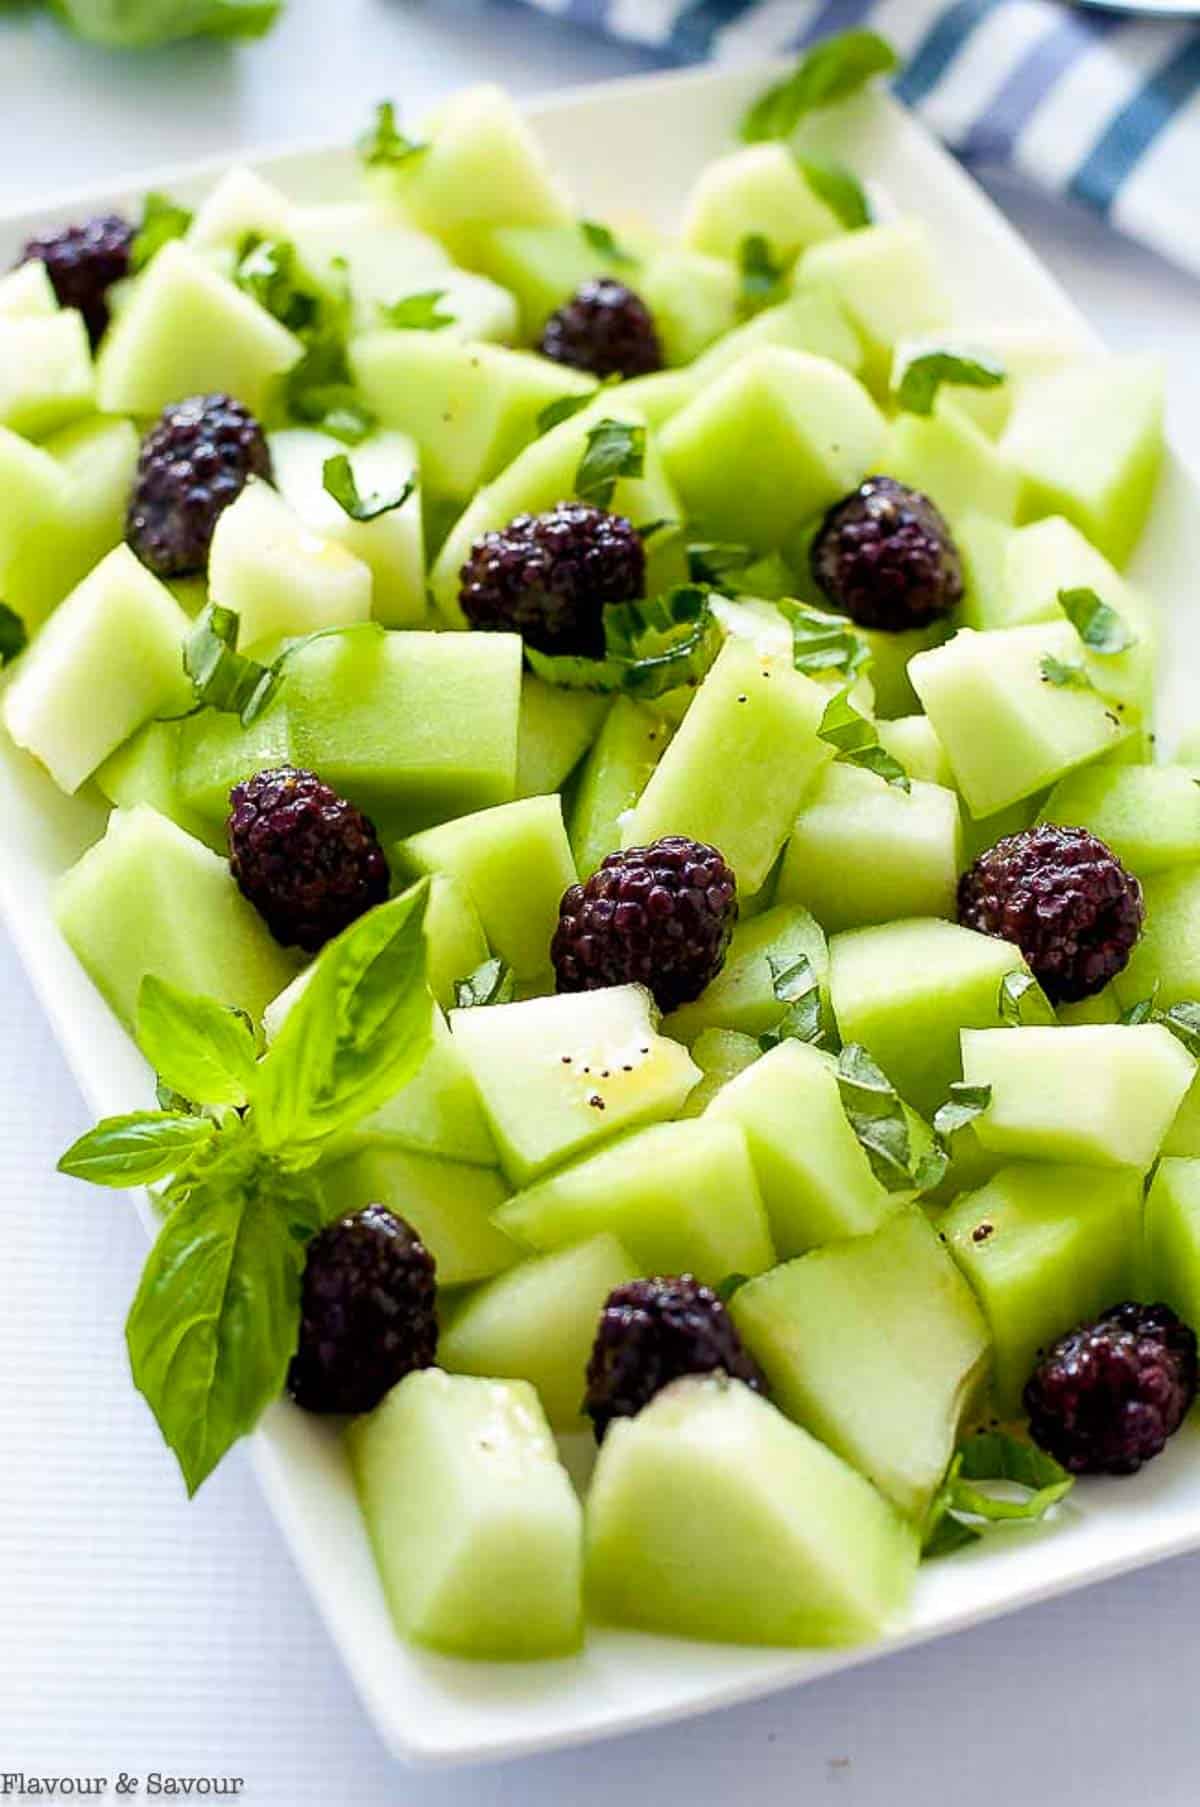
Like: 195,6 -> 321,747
513,0 -> 1200,280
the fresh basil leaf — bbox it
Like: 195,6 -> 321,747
580,220 -> 638,267
136,976 -> 259,1110
741,29 -> 899,143
527,586 -> 719,700
0,602 -> 27,666
155,1080 -> 201,1117
1058,586 -> 1137,655
796,156 -> 872,230
357,100 -> 427,169
253,881 -> 433,1160
818,688 -> 910,791
130,191 -> 193,275
536,390 -> 598,436
234,236 -> 322,334
923,1511 -> 983,1559
956,1430 -> 1072,1507
321,452 -> 415,523
58,1111 -> 215,1186
125,1174 -> 313,1495
836,1043 -> 918,1193
377,289 -> 456,331
998,969 -> 1054,1027
933,1082 -> 992,1142
894,349 -> 1005,418
779,599 -> 872,680
1120,989 -> 1160,1026
758,952 -> 824,1052
574,419 -> 645,507
182,602 -> 279,725
1040,653 -> 1094,691
1159,1001 -> 1200,1060
739,233 -> 787,315
717,1273 -> 751,1305
687,542 -> 757,586
454,957 -> 516,1010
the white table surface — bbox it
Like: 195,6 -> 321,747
1,3 -> 1199,1800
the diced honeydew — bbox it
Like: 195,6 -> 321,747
874,714 -> 953,788
0,259 -> 59,317
320,1147 -> 516,1288
186,166 -> 294,250
885,402 -> 1021,528
95,719 -> 215,847
665,901 -> 832,1046
1113,864 -> 1200,1013
5,415 -> 140,634
681,144 -> 846,264
207,478 -> 374,645
677,1027 -> 762,1117
568,696 -> 672,880
637,248 -> 739,367
515,676 -> 610,800
1145,1160 -> 1200,1329
797,222 -> 950,390
691,287 -> 862,381
0,310 -> 93,437
1039,765 -> 1200,879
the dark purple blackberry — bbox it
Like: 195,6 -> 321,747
1024,1302 -> 1197,1475
288,1206 -> 438,1416
810,475 -> 963,632
958,823 -> 1143,1003
228,766 -> 390,955
18,213 -> 134,345
585,1275 -> 766,1442
458,501 -> 645,657
539,278 -> 663,380
553,836 -> 737,1013
126,393 -> 273,578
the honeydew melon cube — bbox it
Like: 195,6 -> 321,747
659,348 -> 886,549
955,511 -> 1017,632
691,288 -> 862,381
1,414 -> 138,633
441,1233 -> 640,1428
909,623 -> 1132,819
797,223 -> 950,390
515,675 -> 610,799
374,84 -> 573,265
207,478 -> 373,645
1039,765 -> 1200,879
1110,865 -> 1200,1012
959,790 -> 1045,868
349,1368 -> 583,1659
875,714 -> 953,788
2,546 -> 190,793
56,805 -> 298,1029
95,719 -> 215,846
777,764 -> 961,933
1001,355 -> 1164,565
289,199 -> 448,290
0,260 -> 58,317
961,1024 -> 1195,1170
829,918 -> 1043,1119
396,794 -> 575,987
638,249 -> 739,367
624,638 -> 832,895
1163,1076 -> 1200,1160
95,241 -> 303,418
430,398 -> 684,625
267,427 -> 426,628
470,223 -> 623,337
0,310 -> 93,437
849,619 -> 946,720
733,1208 -> 990,1519
495,1118 -> 773,1283
678,1027 -> 762,1117
0,427 -> 69,594
351,331 -> 593,507
681,144 -> 845,264
1144,1160 -> 1200,1327
1056,986 -> 1122,1028
585,1374 -> 917,1647
320,1147 -> 515,1288
708,1040 -> 917,1258
665,901 -> 831,1045
174,702 -> 296,829
890,327 -> 1083,441
885,402 -> 1021,528
449,984 -> 698,1186
941,1164 -> 1143,1413
568,696 -> 672,879
186,166 -> 294,250
283,627 -> 521,832
611,369 -> 699,431
420,873 -> 489,1012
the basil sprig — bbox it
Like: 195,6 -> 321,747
923,1432 -> 1073,1559
741,29 -> 898,143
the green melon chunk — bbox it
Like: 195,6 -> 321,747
3,415 -> 139,634
875,714 -> 953,787
909,623 -> 1132,819
733,1208 -> 990,1519
441,1233 -> 640,1428
515,675 -> 610,800
495,1118 -> 773,1285
470,223 -> 623,336
449,984 -> 698,1186
941,1164 -> 1143,1413
1000,354 -> 1164,565
95,719 -> 216,846
3,545 -> 190,794
283,626 -> 521,834
624,638 -> 832,895
349,1368 -> 583,1660
396,793 -> 575,986
886,402 -> 1021,528
660,347 -> 885,549
585,1374 -> 917,1647
959,790 -> 1044,868
665,901 -> 831,1045
1162,1070 -> 1200,1160
639,248 -> 739,367
692,288 -> 862,381
0,426 -> 70,602
1144,1160 -> 1200,1325
1039,765 -> 1200,879
420,873 -> 489,1012
208,479 -> 374,646
707,1040 -> 917,1258
955,511 -> 1017,632
0,260 -> 58,317
829,918 -> 1042,1118
56,805 -> 298,1030
175,703 -> 296,830
778,764 -> 961,933
890,327 -> 1080,441
351,331 -> 593,505
963,1024 -> 1195,1171
1115,864 -> 1200,1012
611,369 -> 699,430
568,696 -> 672,879
849,619 -> 947,720
1056,986 -> 1122,1027
320,1146 -> 515,1288
678,1027 -> 762,1117
95,241 -> 302,418
797,222 -> 950,391
186,165 -> 294,250
268,427 -> 426,629
0,310 -> 93,437
681,144 -> 845,263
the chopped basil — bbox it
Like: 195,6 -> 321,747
526,585 -> 720,701
537,390 -> 597,436
932,1082 -> 992,1141
322,452 -> 415,522
758,953 -> 824,1052
129,190 -> 193,274
377,289 -> 456,331
1040,653 -> 1094,691
741,29 -> 899,143
998,969 -> 1054,1027
234,235 -> 324,334
574,418 -> 646,508
923,1432 -> 1073,1559
1122,989 -> 1200,1058
796,156 -> 872,231
687,542 -> 757,586
357,100 -> 428,170
780,599 -> 872,680
738,233 -> 787,315
0,602 -> 27,666
894,349 -> 1005,418
835,1043 -> 921,1193
580,220 -> 638,267
453,957 -> 516,1010
818,688 -> 910,790
1058,586 -> 1137,655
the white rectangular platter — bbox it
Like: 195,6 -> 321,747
3,57 -> 1200,1769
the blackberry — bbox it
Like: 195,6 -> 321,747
810,475 -> 963,632
18,213 -> 134,345
228,766 -> 390,954
288,1206 -> 438,1416
585,1275 -> 766,1442
1024,1302 -> 1197,1475
539,278 -> 663,380
126,393 -> 273,578
958,823 -> 1143,1003
552,836 -> 737,1013
458,501 -> 645,657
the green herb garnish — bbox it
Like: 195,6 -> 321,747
453,957 -> 516,1010
580,220 -> 638,266
526,585 -> 720,702
741,29 -> 899,143
894,350 -> 1006,418
322,452 -> 415,523
836,1043 -> 937,1193
129,191 -> 193,275
357,101 -> 428,170
180,604 -> 380,728
717,1273 -> 751,1305
780,599 -> 872,681
234,236 -> 323,334
998,969 -> 1054,1027
687,543 -> 757,587
1040,653 -> 1094,691
818,688 -> 910,790
738,233 -> 787,315
574,418 -> 646,508
922,1432 -> 1073,1559
1121,989 -> 1200,1058
0,602 -> 27,667
377,289 -> 456,331
932,1082 -> 992,1142
758,953 -> 824,1052
796,156 -> 872,231
1058,586 -> 1137,655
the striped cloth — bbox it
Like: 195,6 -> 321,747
512,0 -> 1200,280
